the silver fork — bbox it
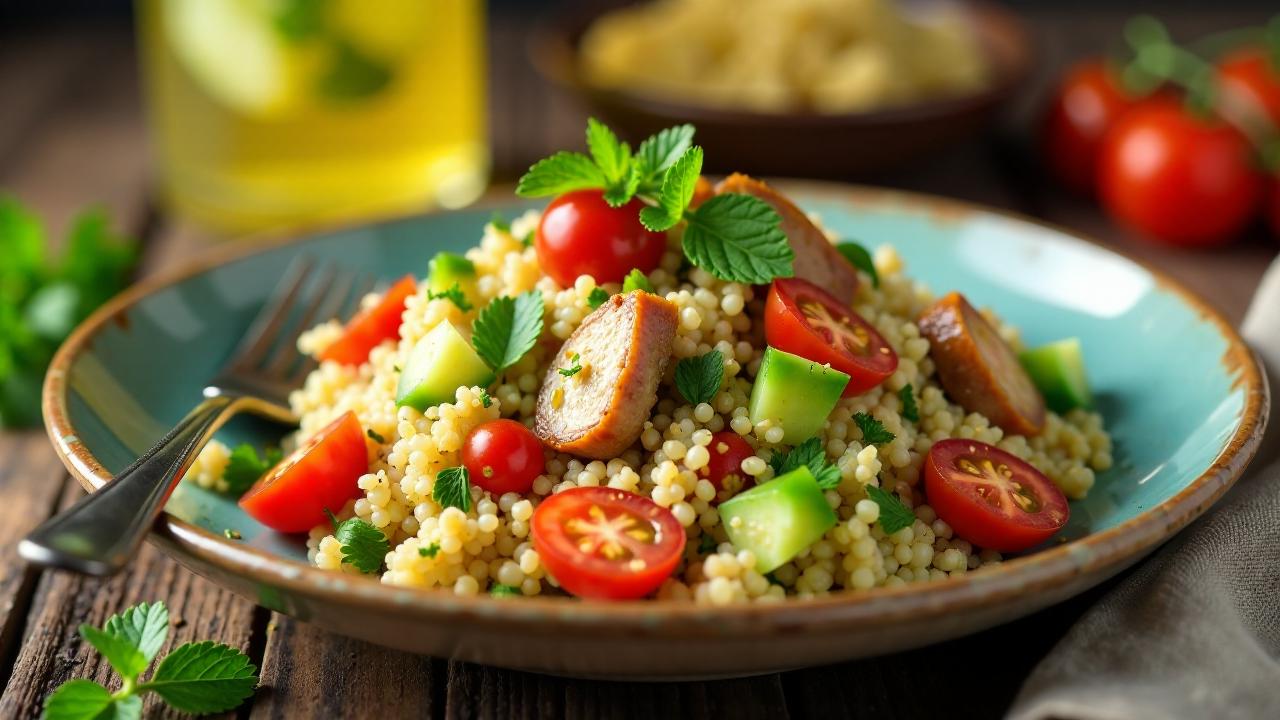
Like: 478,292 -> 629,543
19,259 -> 375,576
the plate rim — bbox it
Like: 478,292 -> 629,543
41,181 -> 1269,634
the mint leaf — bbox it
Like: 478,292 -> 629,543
516,152 -> 607,198
586,287 -> 609,310
636,124 -> 695,191
334,517 -> 389,573
866,485 -> 916,534
674,350 -> 724,406
42,680 -> 125,720
471,289 -> 544,373
490,584 -> 521,598
899,384 -> 919,423
144,641 -> 258,714
317,39 -> 392,101
853,412 -> 895,445
427,282 -> 473,312
586,118 -> 631,185
602,164 -> 642,207
433,466 -> 472,512
79,624 -> 148,680
103,601 -> 169,662
836,241 -> 879,288
558,352 -> 583,377
681,194 -> 793,284
222,444 -> 279,496
622,269 -> 652,294
639,146 -> 703,232
770,437 -> 841,490
272,0 -> 326,42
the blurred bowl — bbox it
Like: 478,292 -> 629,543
530,0 -> 1033,177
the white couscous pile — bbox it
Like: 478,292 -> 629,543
189,121 -> 1111,605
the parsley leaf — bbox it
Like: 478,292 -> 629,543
899,384 -> 919,423
433,466 -> 472,512
558,352 -> 583,377
489,212 -> 511,233
769,437 -> 842,490
622,269 -> 652,294
682,194 -> 794,284
516,151 -> 607,198
479,389 -> 492,408
103,601 -> 169,662
427,282 -> 473,312
471,290 -> 544,373
586,287 -> 610,310
490,584 -> 521,598
674,350 -> 724,405
331,514 -> 389,574
144,640 -> 259,714
367,428 -> 386,444
866,485 -> 916,534
636,123 -> 695,192
418,542 -> 441,558
853,412 -> 895,445
222,444 -> 283,496
836,242 -> 879,288
639,146 -> 703,231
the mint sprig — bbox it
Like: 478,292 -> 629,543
471,289 -> 544,373
43,602 -> 257,719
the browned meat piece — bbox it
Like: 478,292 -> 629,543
715,173 -> 859,304
535,291 -> 678,459
917,292 -> 1046,437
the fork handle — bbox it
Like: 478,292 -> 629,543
19,394 -> 239,575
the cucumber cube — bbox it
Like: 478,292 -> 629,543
719,467 -> 838,573
748,347 -> 850,445
427,252 -> 478,298
1019,338 -> 1092,413
396,321 -> 494,411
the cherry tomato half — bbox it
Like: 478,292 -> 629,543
240,411 -> 368,534
699,431 -> 755,500
536,190 -> 667,287
1041,58 -> 1142,195
764,278 -> 898,396
923,439 -> 1069,553
319,275 -> 416,366
1217,47 -> 1280,130
1098,99 -> 1262,248
462,419 -> 546,495
531,487 -> 685,599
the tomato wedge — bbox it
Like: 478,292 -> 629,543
764,278 -> 898,396
923,439 -> 1068,553
531,487 -> 685,600
319,275 -> 416,366
239,411 -> 369,533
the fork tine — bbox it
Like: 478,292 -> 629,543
261,264 -> 344,377
283,272 -> 377,384
223,258 -> 315,373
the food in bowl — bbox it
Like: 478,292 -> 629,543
189,120 -> 1111,604
577,0 -> 990,114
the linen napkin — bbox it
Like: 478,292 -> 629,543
1008,257 -> 1280,720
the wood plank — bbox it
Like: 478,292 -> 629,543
249,615 -> 445,720
0,483 -> 260,720
0,26 -> 100,167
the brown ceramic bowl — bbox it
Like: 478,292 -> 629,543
530,1 -> 1034,177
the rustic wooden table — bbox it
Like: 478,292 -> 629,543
1,6 -> 1276,719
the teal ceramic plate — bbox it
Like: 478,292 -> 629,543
44,183 -> 1268,679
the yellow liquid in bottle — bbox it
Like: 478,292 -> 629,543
138,0 -> 488,233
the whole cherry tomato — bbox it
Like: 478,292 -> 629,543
462,419 -> 546,495
1217,47 -> 1280,131
1041,59 -> 1142,195
536,190 -> 667,287
1098,99 -> 1262,248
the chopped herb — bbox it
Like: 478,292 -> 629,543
623,268 -> 652,294
768,437 -> 842,490
558,352 -> 583,377
489,212 -> 511,233
674,349 -> 724,406
326,511 -> 389,574
489,584 -> 521,598
366,428 -> 386,444
836,242 -> 879,288
432,466 -> 472,512
586,286 -> 610,310
639,146 -> 703,231
521,230 -> 535,248
479,389 -> 492,408
222,444 -> 284,496
223,529 -> 242,540
698,533 -> 718,554
866,485 -> 916,534
898,384 -> 919,423
471,290 -> 544,373
43,601 -> 257,719
418,542 -> 441,558
427,282 -> 474,312
393,364 -> 402,373
316,39 -> 392,101
853,412 -> 896,445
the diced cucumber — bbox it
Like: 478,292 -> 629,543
396,322 -> 494,410
427,252 -> 478,297
1019,338 -> 1092,413
748,347 -> 849,444
719,467 -> 837,573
